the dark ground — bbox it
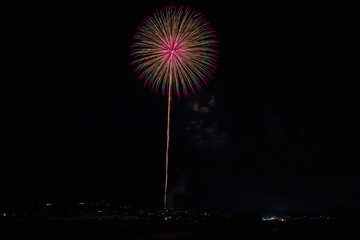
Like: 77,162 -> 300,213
0,219 -> 356,240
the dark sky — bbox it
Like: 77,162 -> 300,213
4,1 -> 355,213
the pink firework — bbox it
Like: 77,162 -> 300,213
131,6 -> 218,209
131,6 -> 219,98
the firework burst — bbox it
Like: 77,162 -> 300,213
131,6 -> 219,97
131,6 -> 218,209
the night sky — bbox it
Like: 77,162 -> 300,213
4,1 -> 355,213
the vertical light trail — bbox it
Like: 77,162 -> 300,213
164,69 -> 172,209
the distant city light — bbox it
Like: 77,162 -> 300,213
262,216 -> 276,221
0,201 -> 330,223
262,216 -> 287,222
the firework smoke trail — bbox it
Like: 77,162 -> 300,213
131,6 -> 218,209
